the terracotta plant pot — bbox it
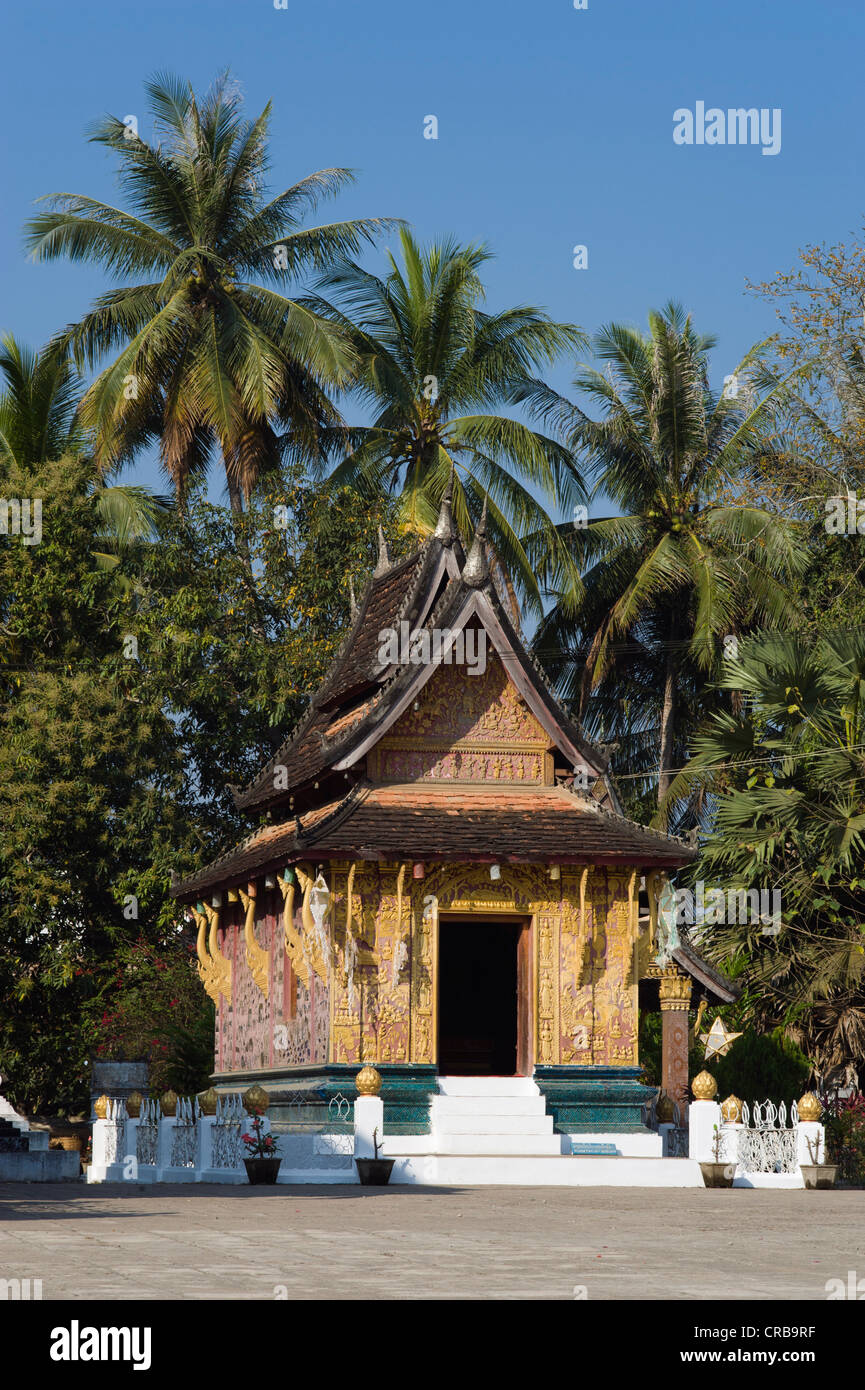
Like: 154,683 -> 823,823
800,1163 -> 839,1190
243,1158 -> 281,1186
700,1161 -> 736,1188
355,1158 -> 395,1186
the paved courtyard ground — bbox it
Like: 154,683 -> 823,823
0,1183 -> 861,1300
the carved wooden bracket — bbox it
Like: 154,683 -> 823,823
277,875 -> 309,990
647,871 -> 666,959
194,903 -> 232,1005
192,906 -> 220,1005
295,864 -> 329,984
239,885 -> 269,998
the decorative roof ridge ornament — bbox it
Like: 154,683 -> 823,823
433,465 -> 456,544
461,495 -> 490,588
373,524 -> 392,577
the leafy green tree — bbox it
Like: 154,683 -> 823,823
676,628 -> 865,1082
24,72 -> 392,510
0,457 -> 191,1114
528,303 -> 806,815
713,1030 -> 811,1108
0,333 -> 165,560
314,228 -> 586,616
87,935 -> 215,1098
0,448 -> 407,1112
121,474 -> 412,852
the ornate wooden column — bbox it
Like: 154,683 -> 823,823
658,970 -> 692,1110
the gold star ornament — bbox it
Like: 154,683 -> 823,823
700,1017 -> 742,1061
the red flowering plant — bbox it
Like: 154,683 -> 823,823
822,1090 -> 865,1186
241,1110 -> 281,1159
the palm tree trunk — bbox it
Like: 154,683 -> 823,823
227,478 -> 244,515
223,462 -> 268,639
658,614 -> 677,811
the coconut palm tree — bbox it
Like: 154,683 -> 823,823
311,229 -> 587,615
526,302 -> 807,812
677,628 -> 865,1082
0,333 -> 165,559
24,71 -> 394,511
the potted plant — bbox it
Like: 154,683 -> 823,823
700,1125 -> 736,1188
241,1111 -> 282,1186
800,1131 -> 839,1190
355,1128 -> 395,1186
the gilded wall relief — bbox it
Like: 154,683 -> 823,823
592,870 -> 639,1065
328,864 -> 412,1066
559,871 -> 594,1063
370,655 -> 554,785
285,860 -> 645,1072
558,869 -> 639,1065
410,879 -> 436,1064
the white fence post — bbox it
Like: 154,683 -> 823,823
354,1095 -> 384,1159
688,1099 -> 721,1162
797,1121 -> 826,1167
87,1099 -> 129,1183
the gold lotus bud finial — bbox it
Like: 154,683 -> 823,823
160,1089 -> 179,1116
692,1070 -> 718,1100
197,1087 -> 219,1116
125,1090 -> 143,1118
242,1083 -> 270,1114
797,1091 -> 822,1123
355,1065 -> 382,1097
93,1094 -> 110,1120
655,1092 -> 676,1124
720,1094 -> 743,1124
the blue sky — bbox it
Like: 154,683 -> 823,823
2,0 -> 863,506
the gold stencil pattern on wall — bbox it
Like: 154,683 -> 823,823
410,881 -> 436,1064
362,865 -> 411,1064
536,911 -> 561,1063
559,870 -> 593,1063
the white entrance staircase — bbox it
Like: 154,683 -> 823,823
380,1076 -> 704,1186
430,1076 -> 562,1155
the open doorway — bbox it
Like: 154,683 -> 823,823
438,918 -> 530,1075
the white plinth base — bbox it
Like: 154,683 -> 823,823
732,1171 -> 805,1188
384,1154 -> 705,1186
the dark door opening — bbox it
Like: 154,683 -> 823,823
438,919 -> 528,1075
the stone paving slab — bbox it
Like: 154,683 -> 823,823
0,1183 -> 862,1300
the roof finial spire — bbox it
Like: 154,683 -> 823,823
373,524 -> 392,577
348,576 -> 359,620
461,494 -> 490,587
433,464 -> 456,544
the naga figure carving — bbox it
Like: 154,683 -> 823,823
239,885 -> 269,998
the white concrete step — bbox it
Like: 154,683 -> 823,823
385,1154 -> 705,1186
432,1095 -> 547,1118
433,1132 -> 564,1155
436,1076 -> 539,1097
431,1109 -> 554,1136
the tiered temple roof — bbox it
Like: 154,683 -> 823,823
173,481 -> 698,901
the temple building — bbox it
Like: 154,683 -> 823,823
172,483 -> 735,1153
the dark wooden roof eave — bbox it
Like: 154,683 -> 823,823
672,941 -> 740,1004
172,781 -> 697,902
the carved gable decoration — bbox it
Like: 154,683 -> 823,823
369,653 -> 554,785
